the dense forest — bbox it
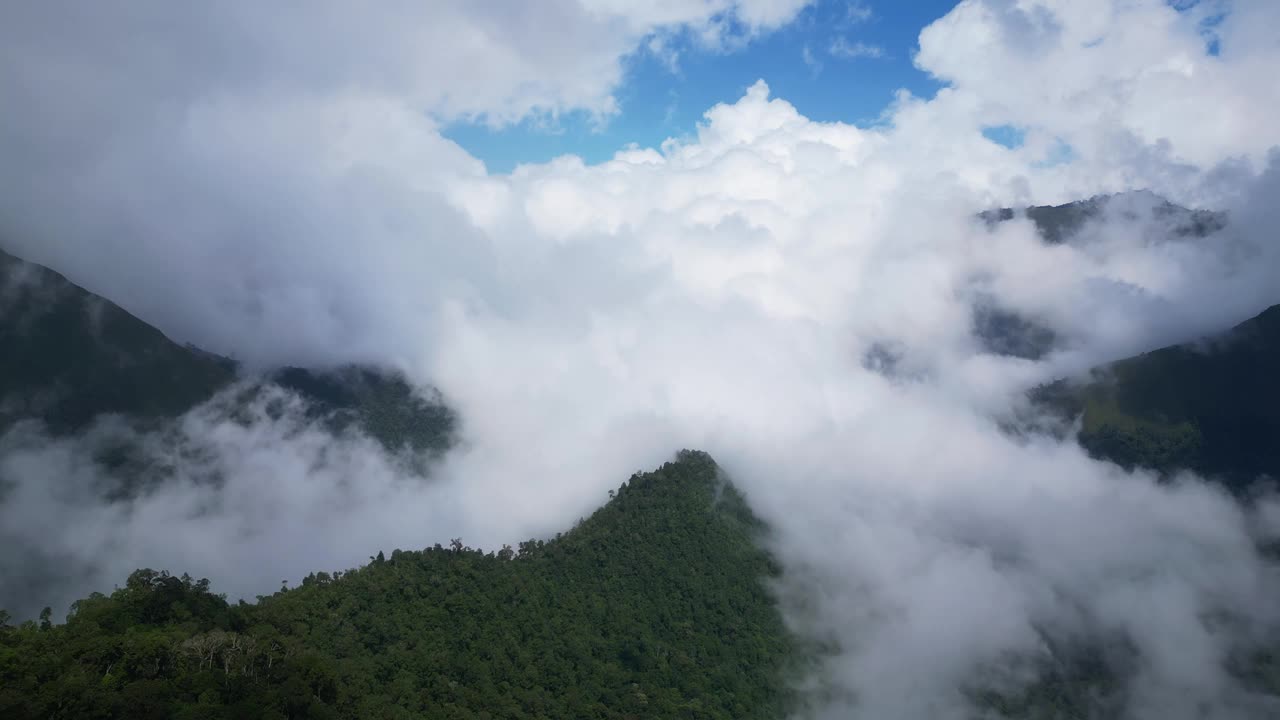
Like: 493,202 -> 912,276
0,451 -> 797,720
0,247 -> 236,435
0,247 -> 454,458
1032,303 -> 1280,490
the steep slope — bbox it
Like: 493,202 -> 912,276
267,366 -> 454,455
0,247 -> 455,625
0,450 -> 795,720
0,248 -> 236,434
1033,304 -> 1280,488
0,247 -> 453,453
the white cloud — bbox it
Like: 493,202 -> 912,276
829,36 -> 886,59
844,1 -> 875,25
915,0 -> 1280,171
2,0 -> 1280,717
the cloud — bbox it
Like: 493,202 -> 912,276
829,36 -> 886,59
915,0 -> 1280,171
3,0 -> 1280,717
844,1 -> 875,25
802,44 -> 824,76
587,0 -> 816,54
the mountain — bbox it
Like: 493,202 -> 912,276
0,247 -> 457,631
4,207 -> 1275,717
0,248 -> 236,435
1032,303 -> 1280,489
0,450 -> 797,720
980,191 -> 1228,245
266,366 -> 454,456
0,247 -> 454,455
4,452 -> 1277,719
972,194 -> 1229,362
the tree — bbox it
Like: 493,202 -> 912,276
0,452 -> 798,719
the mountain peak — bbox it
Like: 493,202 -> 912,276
981,191 -> 1228,244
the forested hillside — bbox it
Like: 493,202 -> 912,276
0,247 -> 454,455
0,451 -> 796,720
0,248 -> 236,434
1033,303 -> 1280,489
981,195 -> 1279,489
4,206 -> 1276,718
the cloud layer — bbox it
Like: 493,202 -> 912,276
2,1 -> 1280,717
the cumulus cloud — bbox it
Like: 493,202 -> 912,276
0,1 -> 813,370
2,0 -> 1280,717
916,0 -> 1280,173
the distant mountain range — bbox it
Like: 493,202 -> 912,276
972,192 -> 1231,362
2,194 -> 1278,717
5,189 -> 1275,505
981,190 -> 1228,244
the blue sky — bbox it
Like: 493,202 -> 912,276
444,0 -> 960,173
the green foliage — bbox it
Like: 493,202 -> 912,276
0,247 -> 455,474
268,366 -> 456,455
0,248 -> 235,435
1033,304 -> 1280,489
0,451 -> 794,719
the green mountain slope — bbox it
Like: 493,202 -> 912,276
0,247 -> 453,454
1033,304 -> 1280,487
267,366 -> 454,456
0,248 -> 236,434
0,451 -> 795,720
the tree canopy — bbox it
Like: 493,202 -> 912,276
0,451 -> 796,720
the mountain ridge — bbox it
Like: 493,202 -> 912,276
1031,303 -> 1280,489
981,190 -> 1228,245
0,247 -> 237,434
4,198 -> 1278,717
0,246 -> 454,455
0,450 -> 798,720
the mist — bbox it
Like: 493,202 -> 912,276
3,0 -> 1280,717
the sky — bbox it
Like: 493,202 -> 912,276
442,0 -> 1232,172
444,0 -> 957,171
2,1 -> 1280,718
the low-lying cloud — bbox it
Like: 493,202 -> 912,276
2,0 -> 1280,717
